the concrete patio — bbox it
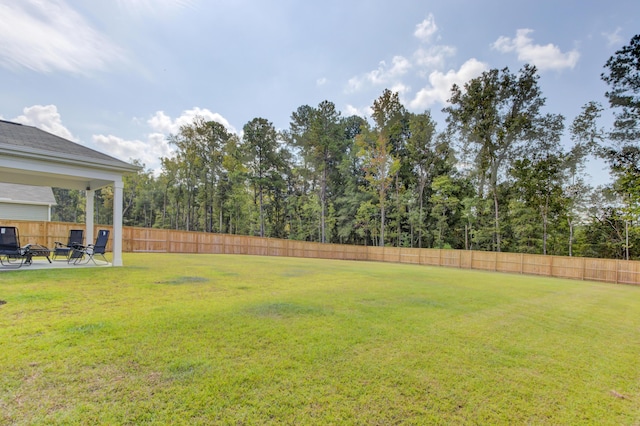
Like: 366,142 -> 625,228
0,258 -> 112,271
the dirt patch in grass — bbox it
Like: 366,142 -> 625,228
154,276 -> 210,285
65,322 -> 108,334
247,302 -> 331,318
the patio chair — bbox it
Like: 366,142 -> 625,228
71,229 -> 110,265
52,229 -> 84,261
0,226 -> 29,268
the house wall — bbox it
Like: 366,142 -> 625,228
0,202 -> 50,221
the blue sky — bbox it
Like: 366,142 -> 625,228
1,0 -> 638,184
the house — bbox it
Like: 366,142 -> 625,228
0,119 -> 141,266
0,182 -> 56,221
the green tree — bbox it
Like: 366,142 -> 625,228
51,188 -> 85,223
601,34 -> 640,259
242,117 -> 282,237
194,120 -> 230,232
510,153 -> 566,255
406,113 -> 453,247
356,126 -> 400,246
372,90 -> 411,246
219,134 -> 251,234
566,101 -> 603,255
122,160 -> 158,228
158,156 -> 181,229
354,200 -> 379,246
333,115 -> 369,244
167,119 -> 207,230
519,113 -> 567,255
603,145 -> 640,259
602,34 -> 640,143
288,101 -> 345,243
445,65 -> 545,252
95,186 -> 113,225
430,175 -> 461,249
582,188 -> 636,259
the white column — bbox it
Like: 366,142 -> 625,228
112,179 -> 124,266
85,188 -> 95,247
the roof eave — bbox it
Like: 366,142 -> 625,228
0,143 -> 142,174
0,199 -> 57,206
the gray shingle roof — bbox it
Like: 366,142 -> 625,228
0,182 -> 56,205
0,120 -> 138,171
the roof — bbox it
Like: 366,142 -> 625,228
0,182 -> 56,205
0,120 -> 139,173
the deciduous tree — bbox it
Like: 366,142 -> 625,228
445,65 -> 545,251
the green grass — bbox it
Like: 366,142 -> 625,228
1,253 -> 639,425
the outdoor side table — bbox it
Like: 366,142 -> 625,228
24,244 -> 52,264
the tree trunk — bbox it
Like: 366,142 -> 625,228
259,185 -> 265,238
380,191 -> 386,247
626,220 -> 629,260
320,167 -> 326,243
417,177 -> 427,249
568,217 -> 573,257
542,195 -> 549,256
493,187 -> 501,252
465,224 -> 469,250
396,174 -> 401,247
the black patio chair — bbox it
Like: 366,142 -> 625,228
52,229 -> 84,261
0,226 -> 29,268
71,229 -> 110,265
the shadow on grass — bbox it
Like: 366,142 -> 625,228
246,302 -> 331,318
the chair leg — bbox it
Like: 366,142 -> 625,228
0,254 -> 26,268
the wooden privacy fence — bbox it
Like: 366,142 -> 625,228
3,219 -> 640,286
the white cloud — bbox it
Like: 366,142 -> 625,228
343,104 -> 371,119
116,0 -> 195,15
147,107 -> 237,135
92,134 -> 169,171
316,77 -> 328,86
12,105 -> 77,141
8,104 -> 237,173
147,111 -> 175,135
390,83 -> 411,97
414,14 -> 438,43
346,56 -> 411,93
414,45 -> 456,71
602,27 -> 624,47
0,0 -> 125,74
137,107 -> 238,171
492,29 -> 580,71
409,58 -> 488,109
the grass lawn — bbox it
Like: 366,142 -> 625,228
1,253 -> 639,425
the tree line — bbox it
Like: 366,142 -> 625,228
53,35 -> 640,260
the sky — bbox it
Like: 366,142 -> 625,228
1,0 -> 638,184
